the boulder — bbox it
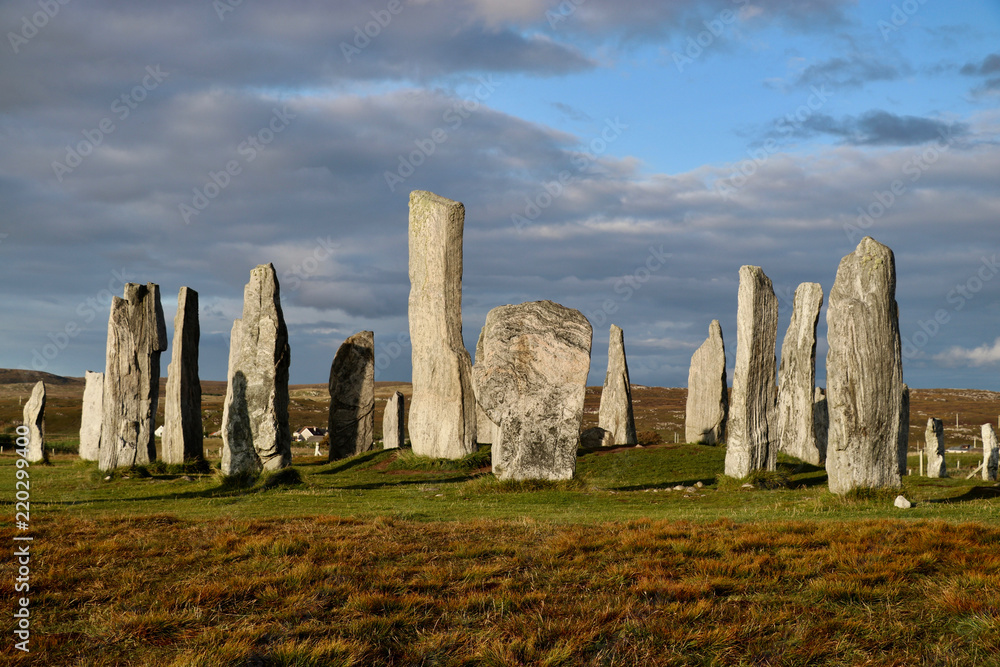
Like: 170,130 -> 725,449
383,391 -> 405,450
924,417 -> 947,478
982,423 -> 999,481
776,282 -> 824,464
581,426 -> 613,449
163,286 -> 203,463
894,495 -> 912,509
79,371 -> 104,462
23,381 -> 46,463
327,331 -> 375,460
598,324 -> 637,446
685,320 -> 728,445
473,300 -> 592,481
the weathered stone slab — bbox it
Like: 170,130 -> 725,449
79,371 -> 103,462
982,423 -> 999,481
776,283 -> 824,464
898,384 -> 910,477
599,325 -> 637,446
383,391 -> 405,450
99,283 -> 167,471
24,381 -> 45,463
725,266 -> 778,478
328,331 -> 375,460
813,387 -> 829,464
221,264 -> 291,475
163,287 -> 203,464
473,300 -> 592,481
826,237 -> 906,495
685,320 -> 728,445
581,426 -> 613,449
925,417 -> 947,478
408,190 -> 477,459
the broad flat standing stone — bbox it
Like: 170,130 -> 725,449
407,190 -> 477,459
383,391 -> 405,449
685,320 -> 728,445
826,237 -> 905,495
599,325 -> 637,446
163,287 -> 203,464
924,418 -> 947,478
24,381 -> 45,463
100,283 -> 167,471
982,423 -> 999,481
725,266 -> 779,477
776,283 -> 824,464
328,331 -> 375,460
79,371 -> 104,461
221,264 -> 291,475
473,300 -> 592,481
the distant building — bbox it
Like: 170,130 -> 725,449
294,427 -> 327,443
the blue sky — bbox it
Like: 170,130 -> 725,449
1,0 -> 999,390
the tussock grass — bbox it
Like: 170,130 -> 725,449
383,444 -> 491,472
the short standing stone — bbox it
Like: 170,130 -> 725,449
100,283 -> 168,471
599,325 -> 637,446
473,300 -> 592,481
79,371 -> 104,462
981,423 -> 999,481
407,190 -> 477,459
24,381 -> 46,463
925,418 -> 947,478
813,387 -> 829,464
776,282 -> 824,464
383,391 -> 405,450
221,264 -> 291,475
581,426 -> 613,449
725,266 -> 779,478
475,402 -> 499,445
685,320 -> 728,445
327,331 -> 375,460
163,287 -> 203,464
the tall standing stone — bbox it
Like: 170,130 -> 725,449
407,190 -> 476,459
813,387 -> 829,464
23,381 -> 45,463
383,391 -> 405,450
327,331 -> 375,460
221,264 -> 291,475
473,300 -> 592,481
725,266 -> 779,478
163,287 -> 203,464
776,283 -> 825,464
99,283 -> 167,471
924,418 -> 947,478
898,384 -> 910,476
599,325 -> 637,446
685,320 -> 728,444
826,237 -> 905,495
982,423 -> 998,481
79,371 -> 104,462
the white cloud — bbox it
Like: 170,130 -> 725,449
934,338 -> 1000,367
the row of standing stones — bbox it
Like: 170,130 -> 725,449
23,192 -> 1000,491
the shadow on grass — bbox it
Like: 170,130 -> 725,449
612,478 -> 717,492
314,449 -> 388,475
925,484 -> 1000,504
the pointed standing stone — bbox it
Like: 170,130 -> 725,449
924,418 -> 947,478
473,300 -> 592,481
776,283 -> 825,464
981,423 -> 998,481
79,371 -> 104,462
24,381 -> 45,463
327,331 -> 375,460
826,237 -> 905,495
221,264 -> 291,475
407,190 -> 476,459
163,287 -> 203,464
99,283 -> 168,471
685,320 -> 728,445
383,391 -> 405,450
599,325 -> 637,446
725,266 -> 779,478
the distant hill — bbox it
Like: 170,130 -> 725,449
0,369 -> 83,386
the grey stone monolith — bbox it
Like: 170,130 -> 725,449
581,426 -> 613,449
685,320 -> 728,444
221,264 -> 291,475
599,324 -> 637,446
898,384 -> 910,477
163,287 -> 203,464
776,282 -> 824,464
79,371 -> 103,461
24,381 -> 45,463
328,330 -> 375,460
99,283 -> 168,471
982,423 -> 998,481
407,190 -> 477,459
826,237 -> 906,495
925,418 -> 947,478
813,387 -> 829,465
725,266 -> 779,478
473,300 -> 592,481
383,391 -> 405,450
475,401 -> 499,445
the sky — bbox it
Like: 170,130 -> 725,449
1,0 -> 999,390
